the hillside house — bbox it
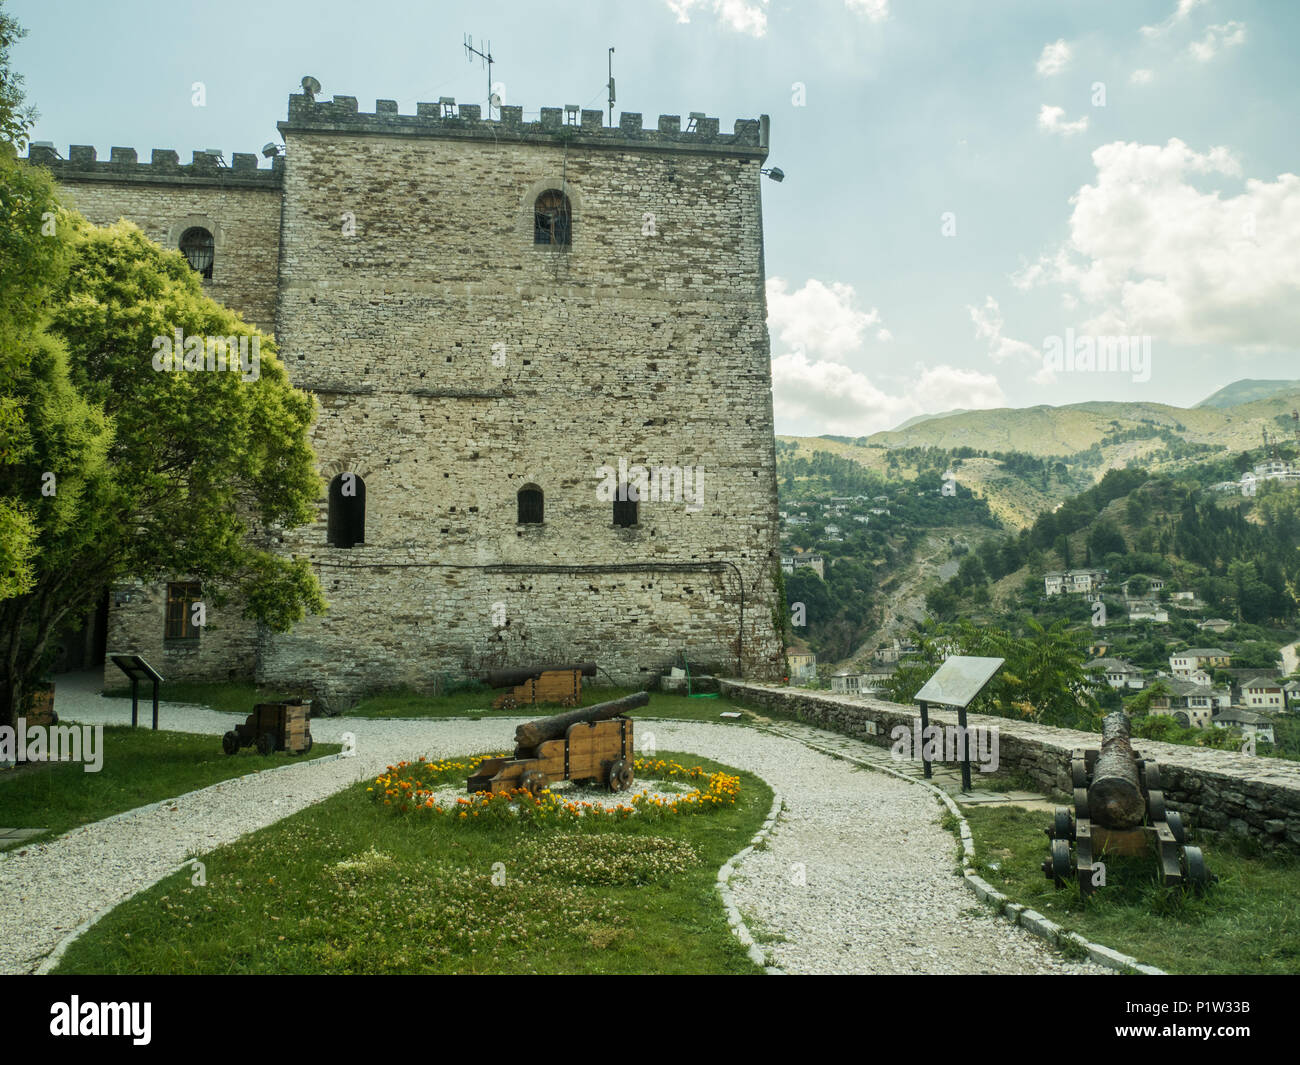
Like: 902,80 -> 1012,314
1085,657 -> 1146,690
1198,618 -> 1233,635
1044,569 -> 1106,596
831,671 -> 864,695
786,648 -> 817,682
1149,678 -> 1218,728
1240,676 -> 1284,710
1212,708 -> 1275,745
1170,649 -> 1231,675
1129,601 -> 1169,622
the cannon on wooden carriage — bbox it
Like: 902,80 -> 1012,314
485,662 -> 597,709
1043,712 -> 1214,896
466,691 -> 645,797
222,700 -> 313,756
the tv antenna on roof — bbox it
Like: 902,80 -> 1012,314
464,34 -> 495,117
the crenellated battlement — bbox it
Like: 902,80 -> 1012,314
25,144 -> 283,187
278,92 -> 770,158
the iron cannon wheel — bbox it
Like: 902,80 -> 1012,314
1052,806 -> 1073,841
1049,838 -> 1071,888
608,758 -> 632,793
1166,810 -> 1185,844
1182,846 -> 1213,891
520,770 -> 546,797
1071,759 -> 1088,789
257,731 -> 277,756
1146,790 -> 1167,823
1072,787 -> 1090,821
222,731 -> 240,756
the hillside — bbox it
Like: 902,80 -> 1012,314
1196,379 -> 1300,409
779,388 -> 1300,530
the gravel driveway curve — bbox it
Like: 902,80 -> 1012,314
1,680 -> 1105,975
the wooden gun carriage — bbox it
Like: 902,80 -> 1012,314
1043,712 -> 1213,895
467,692 -> 646,797
222,700 -> 313,756
486,662 -> 596,710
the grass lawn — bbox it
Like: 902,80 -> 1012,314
103,678 -> 764,724
53,750 -> 773,974
0,726 -> 339,851
963,804 -> 1300,974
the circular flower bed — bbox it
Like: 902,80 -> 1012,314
369,755 -> 740,824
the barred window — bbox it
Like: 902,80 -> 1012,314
179,227 -> 214,279
517,485 -> 543,524
165,581 -> 203,640
533,190 -> 571,246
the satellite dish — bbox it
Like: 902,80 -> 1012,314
301,75 -> 321,95
490,92 -> 503,108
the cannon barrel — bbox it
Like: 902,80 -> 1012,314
513,691 -> 648,751
1089,711 -> 1146,829
486,662 -> 598,689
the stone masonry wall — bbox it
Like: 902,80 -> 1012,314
261,98 -> 783,702
723,680 -> 1300,854
36,147 -> 283,332
101,580 -> 259,689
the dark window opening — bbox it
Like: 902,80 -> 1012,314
165,581 -> 203,640
534,189 -> 571,246
179,227 -> 214,279
517,485 -> 544,524
613,494 -> 638,527
328,473 -> 366,548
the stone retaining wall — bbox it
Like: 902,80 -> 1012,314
722,680 -> 1300,853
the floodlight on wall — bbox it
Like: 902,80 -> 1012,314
301,75 -> 321,97
761,167 -> 785,182
439,96 -> 456,117
262,142 -> 284,158
205,148 -> 228,167
687,111 -> 705,133
564,104 -> 580,125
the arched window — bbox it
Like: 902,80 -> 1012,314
613,493 -> 638,527
517,485 -> 544,524
328,473 -> 365,548
179,226 -> 215,279
1173,711 -> 1190,728
533,189 -> 571,246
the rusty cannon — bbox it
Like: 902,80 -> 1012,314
1043,711 -> 1213,896
485,662 -> 597,710
467,691 -> 646,797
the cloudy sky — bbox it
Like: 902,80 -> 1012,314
12,0 -> 1300,435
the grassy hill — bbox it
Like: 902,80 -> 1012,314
779,388 -> 1300,530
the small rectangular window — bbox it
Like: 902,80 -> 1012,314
165,581 -> 203,640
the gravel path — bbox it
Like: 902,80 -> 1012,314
0,676 -> 1106,975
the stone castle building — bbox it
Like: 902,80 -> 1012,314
29,85 -> 784,707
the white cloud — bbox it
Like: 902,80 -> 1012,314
1189,21 -> 1246,61
1140,0 -> 1207,39
968,296 -> 1040,366
845,0 -> 889,21
766,277 -> 884,363
1036,39 -> 1072,77
666,0 -> 769,36
1014,138 -> 1300,350
771,351 -> 1004,436
767,277 -> 1003,435
1038,104 -> 1089,136
1129,69 -> 1155,85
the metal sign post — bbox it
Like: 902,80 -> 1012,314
109,654 -> 165,730
912,655 -> 1005,792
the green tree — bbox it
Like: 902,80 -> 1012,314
0,189 -> 327,727
0,1 -> 36,149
